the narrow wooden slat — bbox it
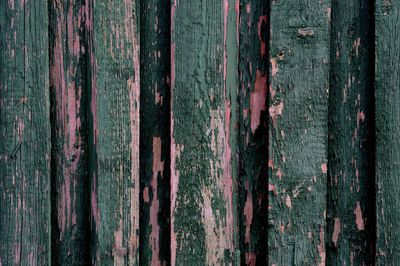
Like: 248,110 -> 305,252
238,0 -> 268,265
0,0 -> 51,264
87,0 -> 140,264
139,0 -> 170,265
376,0 -> 400,263
267,0 -> 330,265
49,0 -> 90,264
170,0 -> 239,264
326,0 -> 375,264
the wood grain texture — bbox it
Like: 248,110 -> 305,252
376,0 -> 400,264
267,0 -> 330,265
0,0 -> 51,264
170,0 -> 239,264
326,0 -> 375,264
139,0 -> 171,265
238,0 -> 268,265
87,0 -> 140,264
49,0 -> 90,264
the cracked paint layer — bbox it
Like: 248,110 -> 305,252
88,0 -> 140,264
49,0 -> 91,263
326,0 -> 374,263
170,0 -> 238,264
268,0 -> 330,264
238,0 -> 269,265
0,0 -> 51,264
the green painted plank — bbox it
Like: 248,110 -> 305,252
0,0 -> 51,265
87,0 -> 141,264
376,0 -> 400,264
49,0 -> 91,264
267,0 -> 330,265
170,0 -> 239,264
326,0 -> 375,264
238,0 -> 268,265
139,0 -> 170,265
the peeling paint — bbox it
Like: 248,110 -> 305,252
332,218 -> 341,247
250,70 -> 267,133
354,202 -> 365,231
269,102 -> 284,127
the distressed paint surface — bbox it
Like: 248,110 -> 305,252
238,0 -> 268,265
326,0 -> 375,264
139,0 -> 171,265
268,0 -> 330,265
88,0 -> 140,264
376,0 -> 400,264
49,0 -> 90,264
170,0 -> 239,264
0,0 -> 51,265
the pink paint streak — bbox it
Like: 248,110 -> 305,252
243,181 -> 253,248
223,0 -> 229,83
91,173 -> 100,227
285,195 -> 292,209
354,202 -> 365,230
143,187 -> 149,203
269,102 -> 284,128
270,58 -> 278,78
170,0 -> 177,263
250,70 -> 267,133
223,102 -> 235,251
332,217 -> 341,247
317,225 -> 326,266
150,137 -> 164,266
321,163 -> 327,174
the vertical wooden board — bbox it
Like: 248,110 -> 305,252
170,0 -> 239,264
376,0 -> 400,264
0,0 -> 51,265
49,0 -> 90,264
139,0 -> 170,265
88,0 -> 140,264
326,0 -> 375,264
238,0 -> 268,265
267,0 -> 330,265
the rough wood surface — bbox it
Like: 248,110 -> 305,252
49,0 -> 90,264
267,0 -> 331,265
326,0 -> 375,264
238,0 -> 268,265
376,0 -> 400,264
139,0 -> 171,265
170,0 -> 239,264
0,0 -> 51,264
87,0 -> 140,264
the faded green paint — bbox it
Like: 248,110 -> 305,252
238,0 -> 268,265
170,0 -> 239,264
326,0 -> 375,264
88,0 -> 140,264
376,0 -> 400,264
0,0 -> 51,265
49,0 -> 90,264
139,0 -> 170,265
268,0 -> 330,265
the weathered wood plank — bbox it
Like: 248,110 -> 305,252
49,0 -> 90,264
326,0 -> 375,264
376,0 -> 400,264
0,0 -> 51,264
267,0 -> 330,265
139,0 -> 170,265
238,0 -> 268,265
170,0 -> 239,264
87,0 -> 140,264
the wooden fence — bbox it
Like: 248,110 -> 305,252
0,0 -> 398,265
